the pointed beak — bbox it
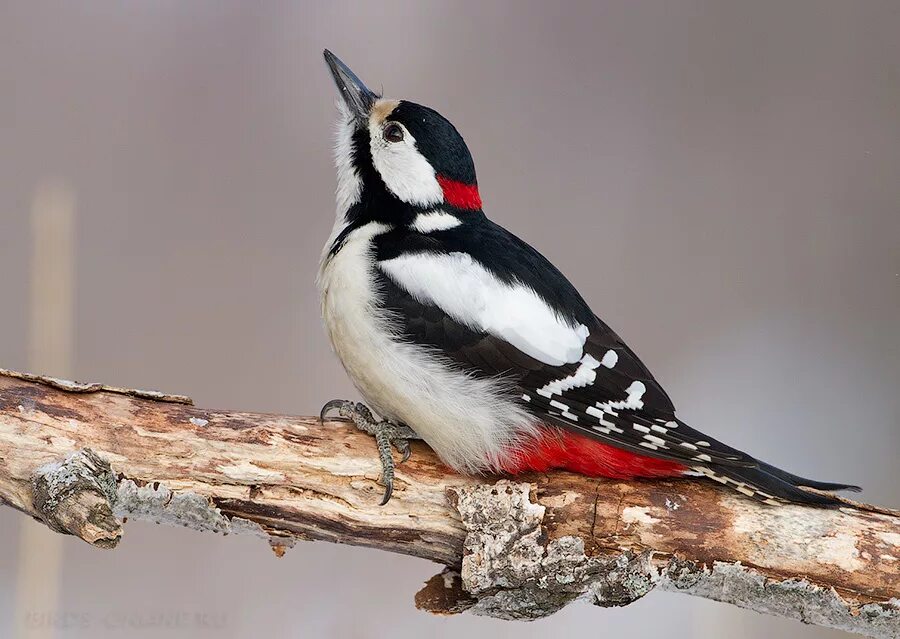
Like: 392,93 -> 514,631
323,49 -> 377,123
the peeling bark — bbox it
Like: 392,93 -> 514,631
0,369 -> 897,637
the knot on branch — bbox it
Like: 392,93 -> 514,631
32,448 -> 121,548
435,480 -> 660,620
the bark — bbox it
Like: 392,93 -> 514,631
0,369 -> 897,637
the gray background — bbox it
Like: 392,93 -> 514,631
1,1 -> 898,637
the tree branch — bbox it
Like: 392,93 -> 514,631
0,369 -> 897,637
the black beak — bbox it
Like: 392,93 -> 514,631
323,49 -> 377,122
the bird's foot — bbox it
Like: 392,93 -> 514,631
319,400 -> 419,505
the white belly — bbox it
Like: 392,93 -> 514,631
317,222 -> 538,474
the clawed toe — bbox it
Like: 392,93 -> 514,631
319,399 -> 353,422
318,399 -> 418,504
394,438 -> 412,464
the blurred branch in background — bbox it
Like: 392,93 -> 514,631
0,370 -> 897,638
15,181 -> 76,639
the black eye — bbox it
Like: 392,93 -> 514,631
383,123 -> 404,143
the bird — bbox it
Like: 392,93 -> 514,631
317,49 -> 859,507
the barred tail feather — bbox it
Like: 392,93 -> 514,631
754,460 -> 862,493
696,461 -> 859,507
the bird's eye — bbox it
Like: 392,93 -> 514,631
383,123 -> 404,143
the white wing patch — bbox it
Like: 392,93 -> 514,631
378,251 -> 589,366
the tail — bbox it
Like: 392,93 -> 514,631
695,459 -> 861,507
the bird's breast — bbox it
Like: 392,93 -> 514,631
317,222 -> 540,474
319,222 -> 395,416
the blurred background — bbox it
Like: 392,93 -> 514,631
0,1 -> 898,638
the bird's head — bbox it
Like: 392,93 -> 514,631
324,50 -> 482,225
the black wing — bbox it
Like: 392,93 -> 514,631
372,217 -> 858,504
379,270 -> 754,470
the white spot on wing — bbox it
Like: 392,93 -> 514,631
538,354 -> 601,397
626,381 -> 646,405
600,349 -> 618,368
586,405 -> 623,431
593,380 -> 647,415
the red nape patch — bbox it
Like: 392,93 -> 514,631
437,175 -> 482,210
500,428 -> 686,479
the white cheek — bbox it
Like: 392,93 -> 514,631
370,129 -> 443,207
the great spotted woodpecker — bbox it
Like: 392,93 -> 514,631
318,50 -> 859,506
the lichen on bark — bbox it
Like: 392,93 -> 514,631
32,448 -> 121,548
448,481 -> 661,620
447,480 -> 900,639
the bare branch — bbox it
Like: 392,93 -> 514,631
0,369 -> 897,637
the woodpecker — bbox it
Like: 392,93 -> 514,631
318,50 -> 859,506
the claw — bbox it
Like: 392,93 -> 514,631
319,399 -> 351,422
394,438 -> 411,463
318,399 -> 420,505
379,478 -> 393,506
